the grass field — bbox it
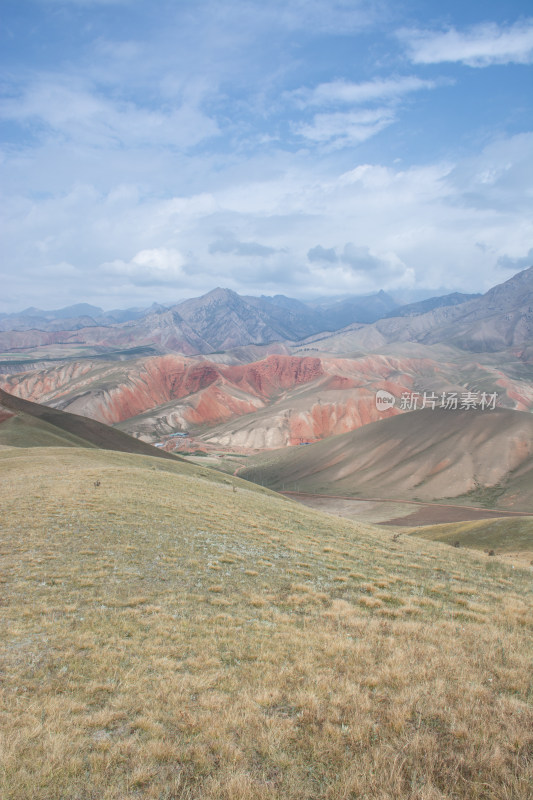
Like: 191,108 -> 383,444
1,445 -> 532,799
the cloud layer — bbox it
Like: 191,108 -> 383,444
1,1 -> 532,310
400,19 -> 533,67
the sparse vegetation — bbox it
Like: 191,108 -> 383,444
451,481 -> 508,509
409,517 -> 533,567
1,445 -> 532,799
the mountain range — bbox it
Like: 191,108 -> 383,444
0,267 -> 532,455
0,283 -> 486,354
297,266 -> 533,355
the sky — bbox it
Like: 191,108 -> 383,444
1,0 -> 532,312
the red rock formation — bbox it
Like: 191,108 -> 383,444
0,354 -> 324,427
219,355 -> 323,397
2,350 -> 531,450
186,385 -> 260,427
287,394 -> 399,445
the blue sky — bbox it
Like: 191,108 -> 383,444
1,0 -> 532,311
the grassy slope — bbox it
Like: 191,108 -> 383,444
238,407 -> 533,510
0,411 -> 100,450
1,445 -> 532,800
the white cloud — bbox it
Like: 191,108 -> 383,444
400,19 -> 533,67
294,108 -> 395,148
2,1 -> 529,313
497,248 -> 533,271
307,242 -> 408,282
210,0 -> 380,36
341,243 -> 404,273
5,132 -> 531,310
102,248 -> 187,286
445,133 -> 533,212
0,77 -> 219,150
291,76 -> 437,107
307,245 -> 338,263
286,76 -> 441,151
209,237 -> 279,257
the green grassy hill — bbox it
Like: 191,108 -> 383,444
408,517 -> 533,561
1,441 -> 532,799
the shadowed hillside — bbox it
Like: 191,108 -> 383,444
0,388 -> 181,461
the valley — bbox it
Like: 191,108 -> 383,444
1,268 -> 532,800
1,269 -> 532,531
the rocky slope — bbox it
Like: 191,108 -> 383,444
0,355 -> 325,432
299,266 -> 533,354
383,291 -> 480,318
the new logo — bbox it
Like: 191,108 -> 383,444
375,390 -> 396,412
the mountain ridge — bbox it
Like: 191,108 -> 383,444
298,266 -> 533,354
0,279 -> 489,350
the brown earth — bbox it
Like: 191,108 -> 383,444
238,407 -> 533,510
282,492 -> 532,526
382,505 -> 532,526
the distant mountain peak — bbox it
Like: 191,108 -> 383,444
203,287 -> 239,301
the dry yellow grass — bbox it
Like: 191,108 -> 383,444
1,445 -> 532,799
